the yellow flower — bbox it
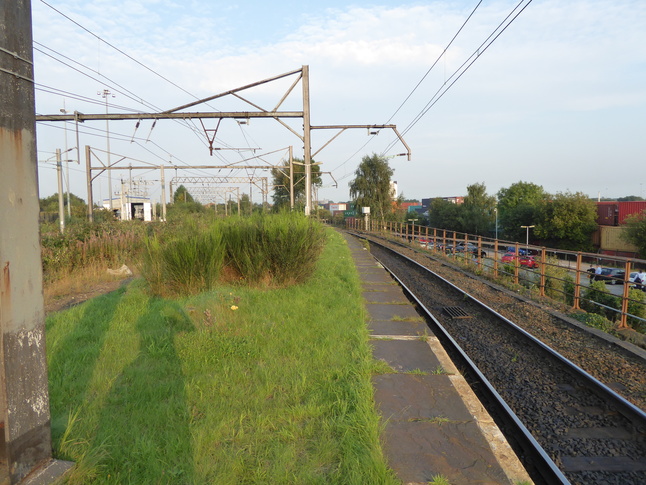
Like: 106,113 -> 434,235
230,305 -> 238,311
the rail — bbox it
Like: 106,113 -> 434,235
346,219 -> 646,330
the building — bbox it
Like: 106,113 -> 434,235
103,195 -> 153,221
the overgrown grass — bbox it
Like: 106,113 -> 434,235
46,229 -> 398,484
139,213 -> 327,296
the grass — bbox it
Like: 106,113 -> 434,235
46,229 -> 399,484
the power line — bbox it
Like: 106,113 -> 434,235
38,0 -> 219,110
382,0 -> 534,154
328,0 -> 484,176
384,0 -> 484,125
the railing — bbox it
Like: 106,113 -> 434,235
346,218 -> 646,330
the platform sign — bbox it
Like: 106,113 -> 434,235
344,210 -> 357,217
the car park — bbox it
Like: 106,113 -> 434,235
501,253 -> 539,268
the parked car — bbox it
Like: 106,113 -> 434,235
590,267 -> 626,284
501,253 -> 539,268
505,246 -> 538,256
455,242 -> 487,258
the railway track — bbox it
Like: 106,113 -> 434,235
359,234 -> 646,485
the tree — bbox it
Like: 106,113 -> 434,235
621,210 -> 646,257
173,185 -> 195,204
271,158 -> 322,211
535,191 -> 598,250
457,182 -> 496,236
496,181 -> 547,241
428,198 -> 461,231
618,195 -> 645,202
348,154 -> 395,223
39,192 -> 87,218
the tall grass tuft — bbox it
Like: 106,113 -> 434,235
140,228 -> 225,297
223,213 -> 327,286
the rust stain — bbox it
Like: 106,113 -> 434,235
1,261 -> 10,316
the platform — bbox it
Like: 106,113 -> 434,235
343,233 -> 533,485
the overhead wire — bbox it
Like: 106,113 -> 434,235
382,0 -> 534,154
328,0 -> 484,177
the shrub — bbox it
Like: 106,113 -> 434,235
581,280 -> 621,321
563,274 -> 575,306
571,313 -> 614,333
222,213 -> 326,286
627,288 -> 646,332
140,228 -> 225,297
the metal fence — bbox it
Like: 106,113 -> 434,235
346,219 -> 646,330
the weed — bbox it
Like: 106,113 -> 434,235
405,368 -> 429,375
428,473 -> 452,484
431,365 -> 447,375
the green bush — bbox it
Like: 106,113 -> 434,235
543,258 -> 569,301
581,280 -> 621,321
140,213 -> 327,295
571,312 -> 614,332
141,228 -> 225,297
627,288 -> 646,332
563,274 -> 575,305
222,213 -> 327,286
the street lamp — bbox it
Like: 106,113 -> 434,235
520,225 -> 535,254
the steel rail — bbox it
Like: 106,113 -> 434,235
368,235 -> 646,426
365,244 -> 570,485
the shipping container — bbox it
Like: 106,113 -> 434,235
599,225 -> 639,253
596,202 -> 618,226
618,201 -> 646,225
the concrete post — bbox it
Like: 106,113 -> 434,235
56,149 -> 65,234
0,1 -> 71,482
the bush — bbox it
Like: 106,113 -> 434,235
222,213 -> 327,286
571,312 -> 614,332
140,227 -> 225,297
581,280 -> 621,321
543,258 -> 569,302
140,213 -> 327,296
627,288 -> 646,332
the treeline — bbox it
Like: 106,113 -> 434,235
426,181 -> 598,251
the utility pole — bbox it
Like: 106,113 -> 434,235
59,104 -> 72,218
99,89 -> 115,210
0,1 -> 71,482
160,165 -> 167,221
56,149 -> 65,233
289,145 -> 294,210
302,65 -> 312,216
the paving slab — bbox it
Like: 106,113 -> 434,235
372,339 -> 443,372
368,319 -> 429,337
340,230 -> 533,485
365,302 -> 421,321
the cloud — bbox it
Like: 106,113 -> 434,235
31,0 -> 646,202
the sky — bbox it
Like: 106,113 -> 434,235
31,0 -> 646,206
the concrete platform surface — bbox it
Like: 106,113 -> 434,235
342,232 -> 533,485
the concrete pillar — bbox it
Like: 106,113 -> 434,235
0,1 -> 71,482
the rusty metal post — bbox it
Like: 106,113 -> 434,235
619,261 -> 632,329
0,1 -> 71,482
493,239 -> 499,278
539,247 -> 547,297
514,242 -> 520,285
573,252 -> 582,310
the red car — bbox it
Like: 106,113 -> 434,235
501,253 -> 539,268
